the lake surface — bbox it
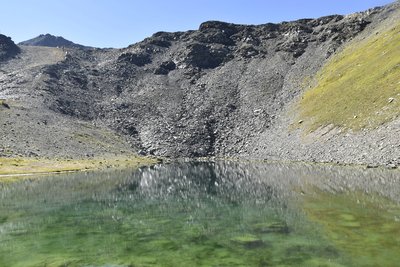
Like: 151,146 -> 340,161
0,161 -> 399,267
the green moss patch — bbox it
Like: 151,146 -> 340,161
299,23 -> 400,131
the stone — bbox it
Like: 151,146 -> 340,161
238,45 -> 260,58
1,101 -> 10,109
252,221 -> 290,234
118,52 -> 151,66
160,60 -> 176,71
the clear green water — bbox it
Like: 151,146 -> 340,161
0,162 -> 399,267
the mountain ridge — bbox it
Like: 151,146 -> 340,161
19,33 -> 89,49
0,2 -> 399,168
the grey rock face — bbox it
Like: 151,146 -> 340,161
0,34 -> 20,61
38,9 -> 377,158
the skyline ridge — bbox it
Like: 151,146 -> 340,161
0,0 -> 393,48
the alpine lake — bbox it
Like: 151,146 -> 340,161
0,161 -> 399,267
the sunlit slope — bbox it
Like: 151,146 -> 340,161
299,23 -> 400,131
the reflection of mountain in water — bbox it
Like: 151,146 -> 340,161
133,162 -> 277,204
1,161 -> 399,210
130,161 -> 400,203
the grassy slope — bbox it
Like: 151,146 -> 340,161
299,23 -> 400,131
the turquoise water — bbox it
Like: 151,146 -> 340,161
0,162 -> 399,266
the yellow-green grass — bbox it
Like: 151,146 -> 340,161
298,23 -> 400,131
0,156 -> 157,180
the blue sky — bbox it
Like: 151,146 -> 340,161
0,0 -> 394,48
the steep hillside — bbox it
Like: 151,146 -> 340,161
0,46 -> 137,158
1,2 -> 399,167
247,2 -> 400,167
33,11 -> 374,158
299,21 -> 400,131
19,34 -> 88,49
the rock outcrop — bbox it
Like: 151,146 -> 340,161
0,34 -> 20,61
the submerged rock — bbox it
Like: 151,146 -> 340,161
231,234 -> 265,249
252,221 -> 290,234
339,213 -> 361,228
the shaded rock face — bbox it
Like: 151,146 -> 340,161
182,43 -> 230,69
19,33 -> 88,49
27,6 -> 383,158
0,34 -> 20,61
154,61 -> 176,75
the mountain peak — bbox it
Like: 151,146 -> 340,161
19,34 -> 89,49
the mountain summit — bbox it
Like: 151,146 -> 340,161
19,33 -> 88,49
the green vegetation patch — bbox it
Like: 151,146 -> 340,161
299,23 -> 400,131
